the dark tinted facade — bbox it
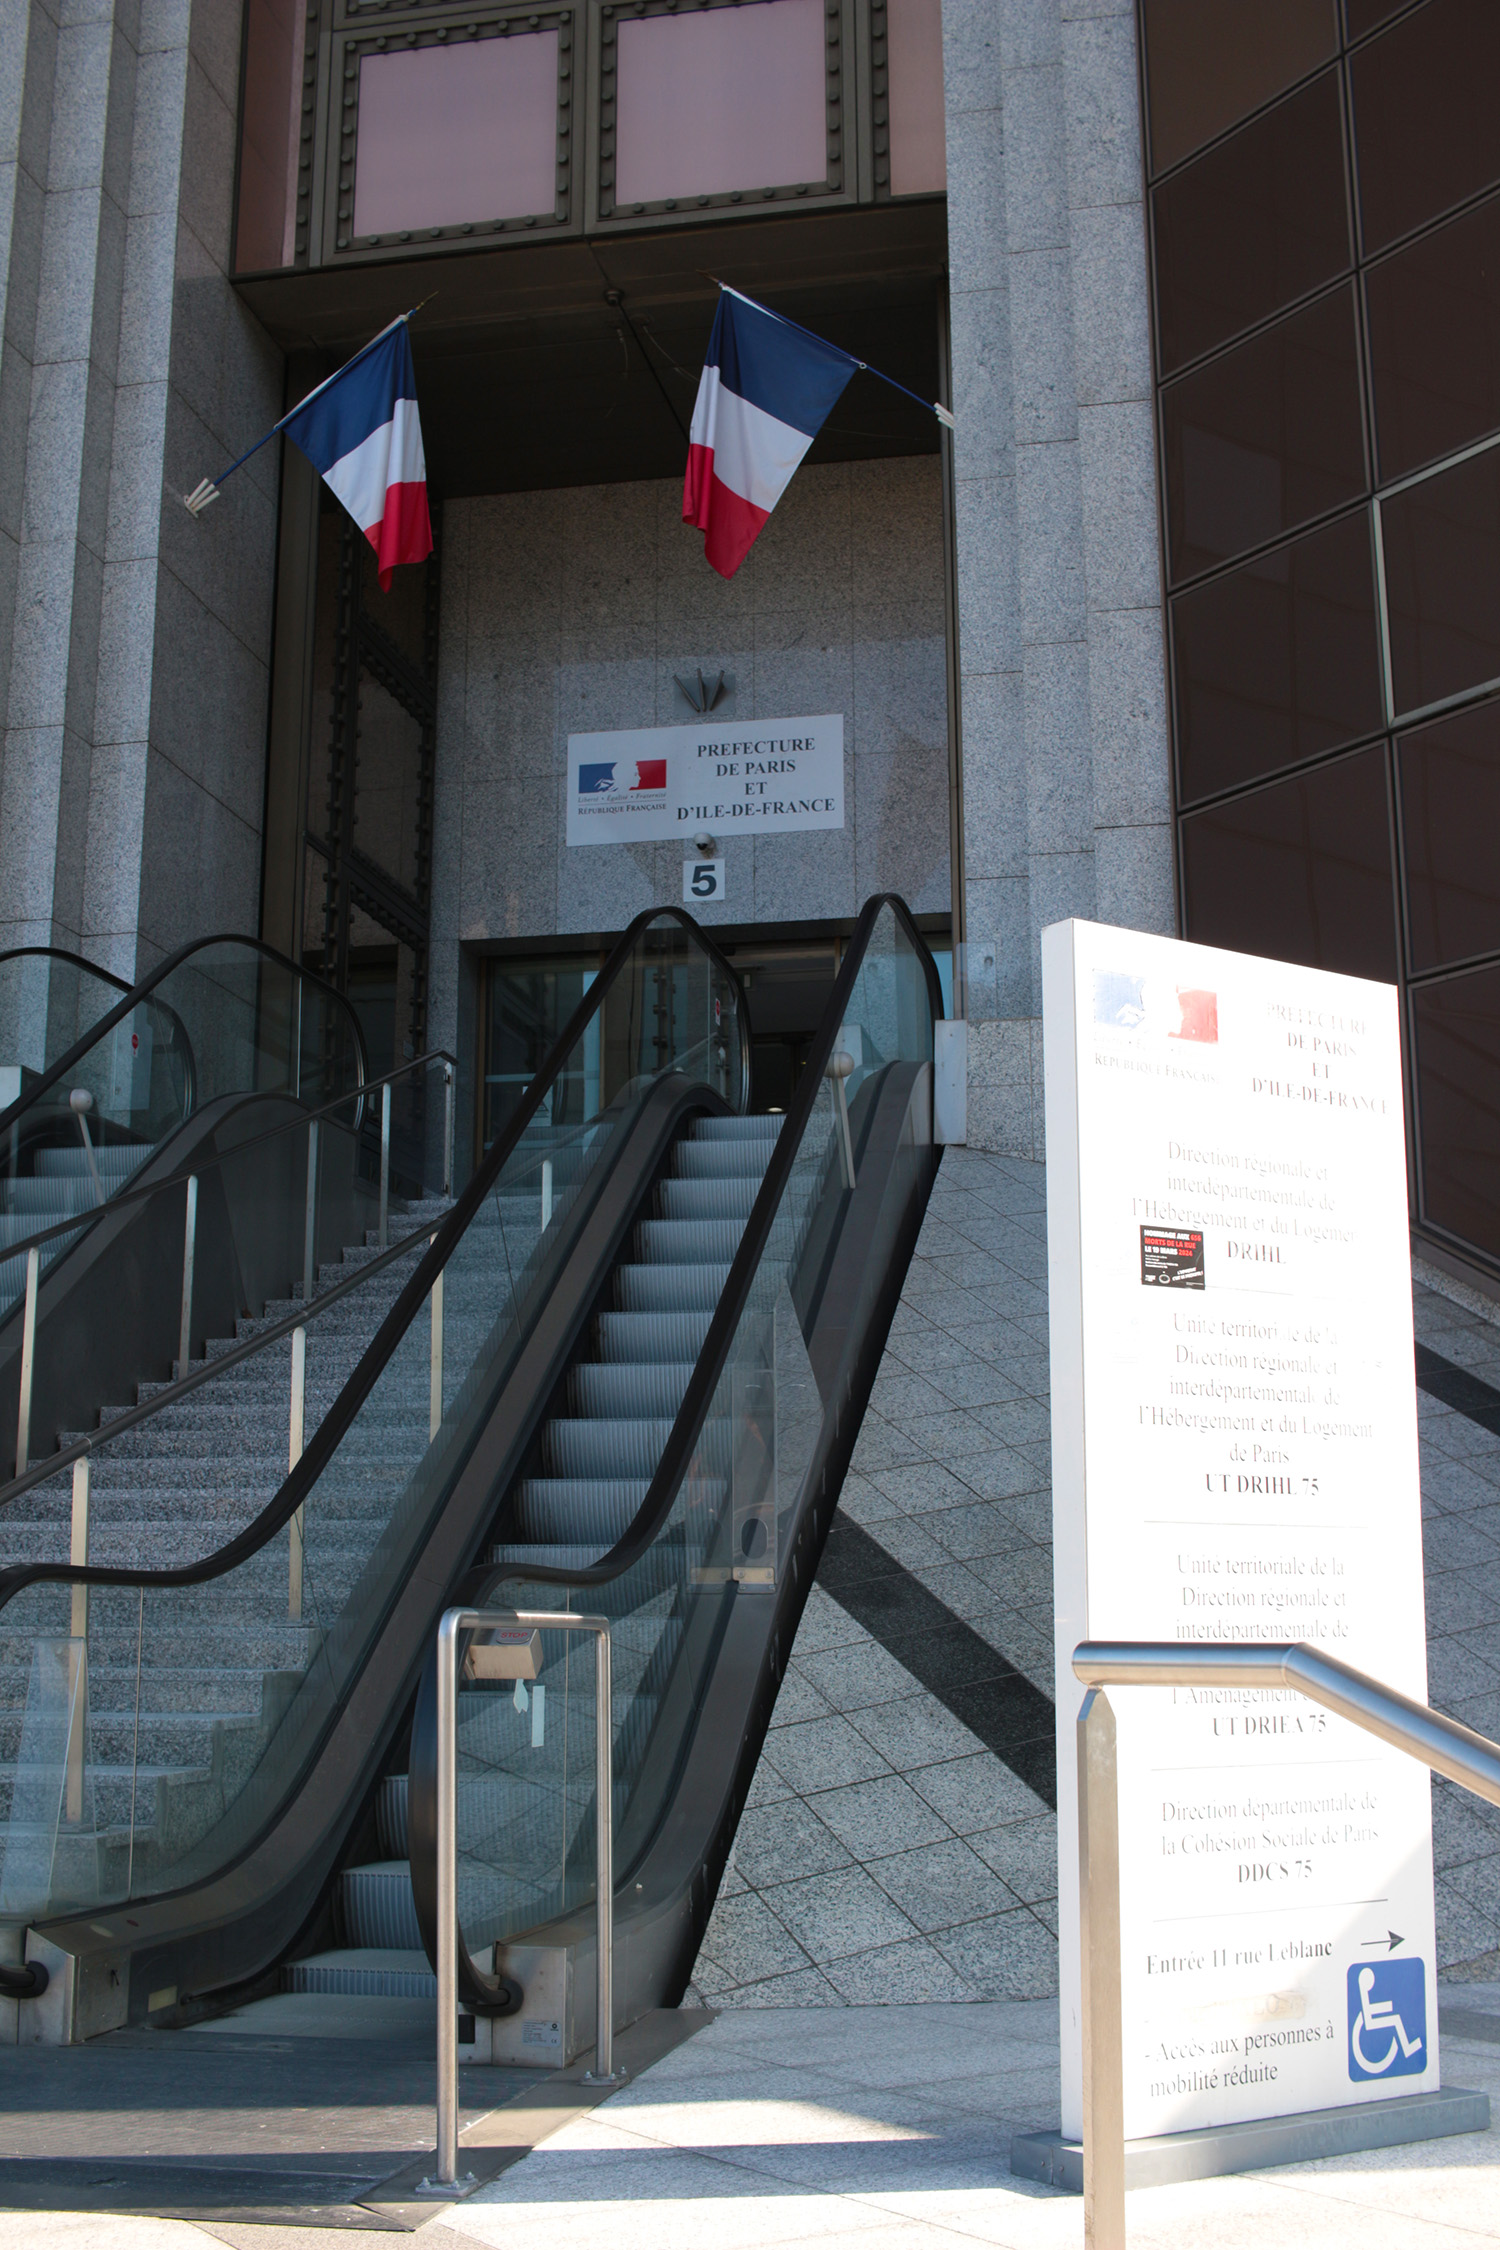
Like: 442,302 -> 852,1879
1141,0 -> 1500,1272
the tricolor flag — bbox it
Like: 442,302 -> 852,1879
683,288 -> 954,580
185,314 -> 433,591
683,289 -> 858,580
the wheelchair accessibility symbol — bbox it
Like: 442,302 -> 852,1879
1347,1959 -> 1427,2082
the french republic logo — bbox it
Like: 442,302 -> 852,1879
1093,972 -> 1218,1045
576,759 -> 668,800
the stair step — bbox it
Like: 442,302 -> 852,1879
283,1947 -> 434,1999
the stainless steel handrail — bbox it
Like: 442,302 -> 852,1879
419,1606 -> 623,2199
1070,1638 -> 1500,2249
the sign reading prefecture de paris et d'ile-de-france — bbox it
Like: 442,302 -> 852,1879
1042,918 -> 1435,2148
565,715 -> 843,847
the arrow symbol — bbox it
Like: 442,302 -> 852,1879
1361,1930 -> 1404,1952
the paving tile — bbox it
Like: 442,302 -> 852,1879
767,1665 -> 838,1729
843,1696 -> 986,1772
806,1773 -> 954,1862
908,1751 -> 1051,1835
731,1797 -> 855,1889
968,1812 -> 1059,1905
866,1836 -> 1015,1931
932,1907 -> 1060,1999
820,1936 -> 974,2005
760,1713 -> 895,1795
797,1638 -> 935,1715
766,1865 -> 921,1963
696,1890 -> 814,1986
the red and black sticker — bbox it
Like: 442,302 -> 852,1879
1141,1225 -> 1204,1288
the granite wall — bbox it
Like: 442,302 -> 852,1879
428,456 -> 950,1055
0,0 -> 279,985
942,0 -> 1174,1157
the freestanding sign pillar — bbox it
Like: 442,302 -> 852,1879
1030,918 -> 1455,2183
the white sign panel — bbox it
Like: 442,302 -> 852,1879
684,858 -> 726,904
566,715 -> 843,846
1043,919 -> 1434,2147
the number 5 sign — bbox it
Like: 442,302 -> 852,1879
684,858 -> 725,903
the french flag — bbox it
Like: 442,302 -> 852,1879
281,318 -> 432,590
683,289 -> 857,580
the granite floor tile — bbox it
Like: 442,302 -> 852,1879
932,1907 -> 1059,1999
907,1752 -> 1051,1836
731,1798 -> 857,1889
967,1813 -> 1059,1905
807,1773 -> 955,1861
761,1714 -> 896,1796
767,1865 -> 922,1963
865,1836 -> 1016,1932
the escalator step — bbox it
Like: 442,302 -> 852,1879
283,1949 -> 435,1999
596,1311 -> 711,1360
542,1418 -> 675,1477
656,1179 -> 758,1222
636,1218 -> 744,1263
341,1860 -> 422,1949
514,1479 -> 648,1542
690,1117 -> 783,1141
376,1773 -> 408,1858
567,1362 -> 693,1417
673,1141 -> 778,1179
614,1262 -> 728,1311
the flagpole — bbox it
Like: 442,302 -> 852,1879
704,278 -> 955,430
184,303 -> 430,517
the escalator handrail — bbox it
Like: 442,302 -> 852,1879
0,946 -> 133,992
483,891 -> 944,1590
0,907 -> 749,1615
0,933 -> 368,1143
0,1047 -> 457,1272
0,946 -> 198,1114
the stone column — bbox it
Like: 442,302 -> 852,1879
943,0 -> 1173,1158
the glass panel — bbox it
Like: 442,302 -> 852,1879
1413,966 -> 1500,1258
1163,287 -> 1366,582
1141,0 -> 1337,177
1383,444 -> 1500,718
1180,748 -> 1398,982
483,955 -> 599,1151
351,31 -> 560,240
1345,0 -> 1406,31
0,916 -> 746,1926
1351,0 -> 1500,255
1366,192 -> 1500,483
234,0 -> 307,271
1151,73 -> 1349,376
613,0 -> 826,207
1398,697 -> 1500,970
469,904 -> 936,1958
0,953 -> 127,1084
887,0 -> 946,196
1172,512 -> 1384,803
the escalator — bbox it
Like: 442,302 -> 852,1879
0,898 -> 941,2047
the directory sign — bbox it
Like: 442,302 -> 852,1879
566,715 -> 843,845
1042,920 -> 1436,2144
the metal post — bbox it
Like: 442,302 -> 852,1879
581,1617 -> 619,2088
302,1120 -> 319,1304
1078,1687 -> 1125,2250
288,1325 -> 306,1620
70,1088 -> 105,1207
178,1173 -> 198,1373
379,1082 -> 391,1248
420,1606 -> 621,2199
443,1062 -> 454,1198
15,1243 -> 38,1475
65,1452 -> 91,1825
429,1246 -> 443,1442
424,1608 -> 475,2197
541,1157 -> 553,1230
826,1050 -> 856,1188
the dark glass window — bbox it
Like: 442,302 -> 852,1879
1398,699 -> 1500,970
1180,749 -> 1397,982
1413,967 -> 1500,1258
1173,514 -> 1383,804
1352,0 -> 1500,255
1366,193 -> 1500,483
1345,0 -> 1407,32
1152,74 -> 1349,375
1163,288 -> 1366,582
1141,0 -> 1337,176
1383,445 -> 1500,717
